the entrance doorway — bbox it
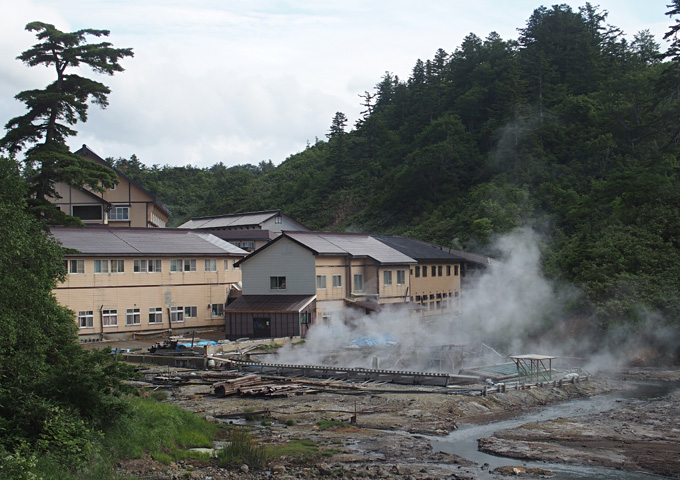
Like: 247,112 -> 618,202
252,317 -> 271,338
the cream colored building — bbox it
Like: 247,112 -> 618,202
225,232 -> 418,339
375,236 -> 465,316
51,145 -> 170,227
51,227 -> 247,338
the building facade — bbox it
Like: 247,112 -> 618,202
225,232 -> 418,339
51,145 -> 170,227
51,227 -> 247,337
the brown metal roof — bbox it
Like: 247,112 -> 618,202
50,227 -> 248,257
225,295 -> 316,313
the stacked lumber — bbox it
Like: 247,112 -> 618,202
213,374 -> 313,397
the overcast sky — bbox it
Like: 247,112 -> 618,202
0,1 -> 673,169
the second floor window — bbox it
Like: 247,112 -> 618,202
270,276 -> 286,290
69,259 -> 85,274
205,259 -> 217,272
109,206 -> 129,221
383,271 -> 392,286
332,275 -> 342,288
316,275 -> 327,289
94,259 -> 109,274
353,274 -> 364,292
397,270 -> 406,285
184,259 -> 197,272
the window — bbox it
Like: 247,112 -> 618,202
170,259 -> 182,272
383,270 -> 392,286
446,265 -> 451,276
211,303 -> 224,316
133,259 -> 147,273
78,310 -> 94,328
436,300 -> 441,310
438,265 -> 443,276
316,275 -> 327,289
148,259 -> 162,273
275,215 -> 283,224
184,306 -> 197,318
126,308 -> 141,326
148,307 -> 163,324
224,259 -> 230,270
72,205 -> 102,220
94,259 -> 109,274
353,274 -> 364,292
431,266 -> 437,277
109,206 -> 129,221
69,259 -> 85,274
300,312 -> 311,324
422,266 -> 427,277
454,265 -> 459,276
205,259 -> 217,272
332,275 -> 342,288
102,309 -> 118,327
415,266 -> 420,278
111,259 -> 124,273
170,306 -> 184,323
183,259 -> 196,272
270,276 -> 286,290
397,270 -> 406,285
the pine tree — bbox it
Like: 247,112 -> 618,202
0,22 -> 133,224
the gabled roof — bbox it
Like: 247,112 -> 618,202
240,231 -> 416,266
375,235 -> 493,266
75,145 -> 171,217
225,294 -> 316,313
51,227 -> 248,257
177,210 -> 309,231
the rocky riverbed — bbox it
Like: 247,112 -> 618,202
114,365 -> 680,479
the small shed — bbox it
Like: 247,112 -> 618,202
510,354 -> 556,382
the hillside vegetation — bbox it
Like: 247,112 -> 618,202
113,4 -> 680,334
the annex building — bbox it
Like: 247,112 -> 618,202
224,232 -> 479,339
51,145 -> 170,228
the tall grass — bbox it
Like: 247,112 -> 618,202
103,395 -> 218,461
25,394 -> 221,479
215,429 -> 267,469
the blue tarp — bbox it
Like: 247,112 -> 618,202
177,340 -> 218,348
349,334 -> 399,347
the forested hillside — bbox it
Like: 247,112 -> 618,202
113,4 -> 680,330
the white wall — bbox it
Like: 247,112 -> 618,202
241,237 -> 315,294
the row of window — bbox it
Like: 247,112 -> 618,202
72,205 -> 128,221
77,304 -> 224,328
314,270 -> 407,290
413,264 -> 459,278
413,292 -> 459,312
67,258 -> 239,274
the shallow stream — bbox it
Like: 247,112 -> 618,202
430,382 -> 679,479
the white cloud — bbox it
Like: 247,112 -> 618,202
0,0 -> 672,168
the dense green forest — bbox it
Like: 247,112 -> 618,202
113,3 -> 680,329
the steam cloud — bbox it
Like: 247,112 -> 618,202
273,228 -> 677,372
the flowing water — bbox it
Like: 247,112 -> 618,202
429,382 -> 679,479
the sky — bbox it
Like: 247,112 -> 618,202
0,1 -> 673,169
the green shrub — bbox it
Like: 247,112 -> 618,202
216,429 -> 267,470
